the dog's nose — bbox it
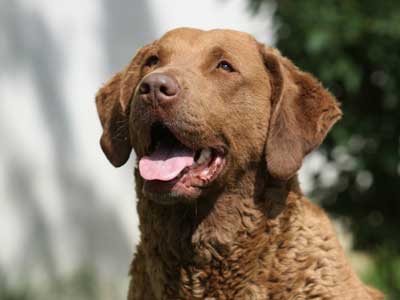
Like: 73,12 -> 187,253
138,73 -> 180,106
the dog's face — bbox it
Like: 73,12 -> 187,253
96,28 -> 341,204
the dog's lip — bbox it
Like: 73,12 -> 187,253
168,128 -> 228,159
143,121 -> 227,156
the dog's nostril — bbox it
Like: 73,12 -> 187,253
139,82 -> 150,95
160,85 -> 171,96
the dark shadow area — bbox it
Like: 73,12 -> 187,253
5,159 -> 58,282
102,0 -> 157,73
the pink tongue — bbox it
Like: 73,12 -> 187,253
139,144 -> 195,181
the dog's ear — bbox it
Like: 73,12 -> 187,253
260,45 -> 342,180
96,44 -> 153,167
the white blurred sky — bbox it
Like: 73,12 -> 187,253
149,0 -> 274,41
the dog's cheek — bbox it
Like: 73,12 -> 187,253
230,93 -> 270,166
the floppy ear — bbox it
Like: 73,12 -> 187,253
96,44 -> 152,167
260,45 -> 342,180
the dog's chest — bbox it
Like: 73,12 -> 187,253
161,247 -> 268,300
163,254 -> 267,300
141,196 -> 274,299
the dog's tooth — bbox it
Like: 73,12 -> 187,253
197,148 -> 211,164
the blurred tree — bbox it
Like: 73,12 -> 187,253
248,0 -> 400,298
0,272 -> 30,300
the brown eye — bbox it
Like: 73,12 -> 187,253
217,60 -> 234,72
144,55 -> 159,67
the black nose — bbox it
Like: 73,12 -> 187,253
138,73 -> 180,106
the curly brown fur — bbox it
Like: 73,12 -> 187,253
95,28 -> 383,300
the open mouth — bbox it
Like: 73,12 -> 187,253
138,122 -> 226,196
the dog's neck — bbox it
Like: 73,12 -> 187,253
135,167 -> 302,298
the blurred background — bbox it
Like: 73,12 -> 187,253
0,0 -> 398,299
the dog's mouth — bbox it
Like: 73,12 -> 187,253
138,122 -> 226,198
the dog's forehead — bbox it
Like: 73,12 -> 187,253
157,28 -> 259,58
159,27 -> 205,44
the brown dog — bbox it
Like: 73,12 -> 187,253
96,28 -> 383,300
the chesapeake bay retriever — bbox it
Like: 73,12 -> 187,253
96,28 -> 383,300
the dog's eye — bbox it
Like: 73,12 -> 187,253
217,60 -> 235,72
144,55 -> 159,67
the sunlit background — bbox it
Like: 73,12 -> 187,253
1,0 -> 399,299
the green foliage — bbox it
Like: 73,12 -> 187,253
249,0 -> 400,298
0,266 -> 122,300
0,272 -> 30,300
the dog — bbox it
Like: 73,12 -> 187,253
96,28 -> 383,300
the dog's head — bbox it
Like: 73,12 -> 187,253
96,28 -> 341,204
